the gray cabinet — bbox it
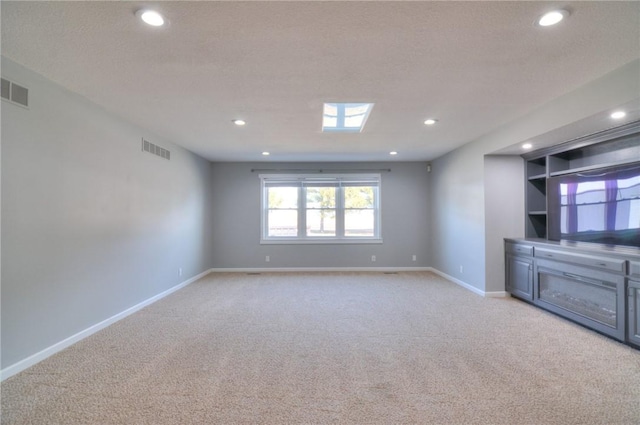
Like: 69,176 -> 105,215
504,238 -> 640,348
628,279 -> 640,347
505,242 -> 533,300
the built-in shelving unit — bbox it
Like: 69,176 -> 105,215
522,121 -> 640,239
525,156 -> 548,238
510,120 -> 640,349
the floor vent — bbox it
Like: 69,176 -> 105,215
383,272 -> 399,274
246,273 -> 262,275
1,77 -> 29,108
141,138 -> 170,160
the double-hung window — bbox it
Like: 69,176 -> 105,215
260,174 -> 381,244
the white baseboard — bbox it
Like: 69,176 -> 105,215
0,269 -> 213,382
210,266 -> 434,273
210,267 -> 507,297
484,290 -> 509,298
429,268 -> 507,297
430,268 -> 484,296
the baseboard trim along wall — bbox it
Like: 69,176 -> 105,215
429,268 -> 508,298
210,267 -> 434,273
211,267 -> 507,297
484,290 -> 509,298
0,269 -> 213,382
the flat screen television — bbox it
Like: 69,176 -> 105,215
547,162 -> 640,248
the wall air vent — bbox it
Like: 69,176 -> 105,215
142,138 -> 171,160
1,77 -> 29,108
1,79 -> 9,100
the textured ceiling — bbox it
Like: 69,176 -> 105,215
2,1 -> 640,162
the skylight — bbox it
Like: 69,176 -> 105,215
322,103 -> 373,133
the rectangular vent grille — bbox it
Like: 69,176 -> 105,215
1,78 -> 29,108
142,138 -> 170,160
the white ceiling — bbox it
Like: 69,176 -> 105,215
2,1 -> 639,162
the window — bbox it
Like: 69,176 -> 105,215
322,103 -> 374,133
261,174 -> 381,244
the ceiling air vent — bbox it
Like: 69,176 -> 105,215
141,138 -> 170,160
1,78 -> 29,108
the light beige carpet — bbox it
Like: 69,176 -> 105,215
2,272 -> 639,424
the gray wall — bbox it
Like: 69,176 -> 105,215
1,58 -> 214,368
484,156 -> 525,293
211,162 -> 430,269
430,59 -> 640,293
429,142 -> 487,288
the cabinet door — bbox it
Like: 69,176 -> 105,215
507,254 -> 533,300
629,280 -> 640,347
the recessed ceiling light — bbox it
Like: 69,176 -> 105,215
390,151 -> 398,156
233,119 -> 246,126
610,111 -> 626,120
262,152 -> 270,156
537,9 -> 569,27
522,143 -> 533,150
424,119 -> 438,126
136,9 -> 166,27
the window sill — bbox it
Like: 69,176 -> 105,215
260,238 -> 383,245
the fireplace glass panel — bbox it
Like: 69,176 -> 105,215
538,272 -> 617,328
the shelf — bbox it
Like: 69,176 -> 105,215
526,158 -> 546,179
526,214 -> 547,239
528,211 -> 547,215
528,173 -> 546,180
549,159 -> 640,177
548,132 -> 640,175
526,178 -> 546,212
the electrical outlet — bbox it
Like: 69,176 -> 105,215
178,268 -> 182,277
460,265 -> 463,274
371,255 -> 376,262
265,255 -> 270,262
412,255 -> 417,262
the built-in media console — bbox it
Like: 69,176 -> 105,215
506,121 -> 640,348
505,239 -> 640,347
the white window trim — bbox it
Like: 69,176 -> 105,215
260,173 -> 382,245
